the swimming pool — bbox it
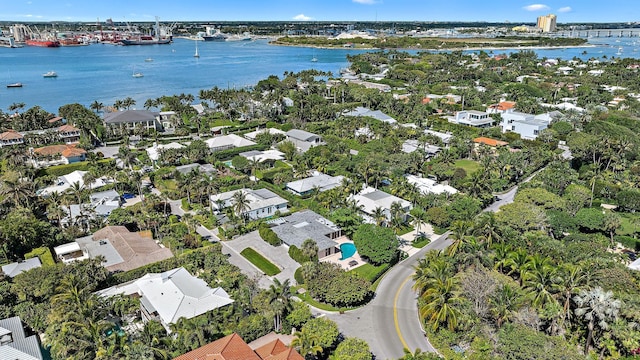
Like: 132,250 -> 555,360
340,242 -> 357,260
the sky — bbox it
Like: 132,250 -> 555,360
1,0 -> 637,23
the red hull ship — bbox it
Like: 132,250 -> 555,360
26,39 -> 60,47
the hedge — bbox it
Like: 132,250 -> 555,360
617,235 -> 640,251
24,247 -> 56,266
40,159 -> 114,177
288,245 -> 311,264
258,225 -> 281,246
294,267 -> 305,285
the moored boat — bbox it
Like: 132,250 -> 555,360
132,72 -> 144,78
7,82 -> 23,88
43,71 -> 58,78
26,39 -> 60,47
120,36 -> 171,45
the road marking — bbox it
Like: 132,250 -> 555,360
394,275 -> 412,351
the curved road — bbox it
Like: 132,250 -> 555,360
325,233 -> 451,359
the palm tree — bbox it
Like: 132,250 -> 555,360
266,278 -> 292,332
66,181 -> 85,205
504,249 -> 529,286
0,176 -> 32,208
89,100 -> 104,114
446,220 -> 472,256
418,276 -> 462,331
372,206 -> 386,227
490,283 -> 522,328
300,239 -> 318,262
291,327 -> 323,358
231,190 -> 251,222
553,264 -> 589,327
523,258 -> 558,308
574,287 -> 621,354
473,212 -> 501,247
122,97 -> 136,110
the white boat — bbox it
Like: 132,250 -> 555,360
616,47 -> 623,56
145,58 -> 153,62
132,72 -> 144,78
194,39 -> 200,58
43,71 -> 58,78
6,82 -> 22,88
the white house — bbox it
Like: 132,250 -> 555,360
285,129 -> 324,153
0,130 -> 24,148
37,170 -> 111,197
406,175 -> 458,196
343,107 -> 397,124
205,134 -> 256,152
349,186 -> 412,223
500,111 -> 561,140
210,188 -> 288,220
424,129 -> 454,144
286,172 -> 345,196
447,110 -> 495,127
1,258 -> 41,278
146,142 -> 185,162
239,149 -> 285,163
401,140 -> 441,156
243,128 -> 286,141
96,267 -> 233,330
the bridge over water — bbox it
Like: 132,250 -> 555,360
555,28 -> 640,38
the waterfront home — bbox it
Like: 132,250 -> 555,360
447,110 -> 495,128
0,130 -> 24,147
1,258 -> 41,278
284,129 -> 323,153
97,267 -> 233,331
406,174 -> 458,196
173,332 -> 303,360
285,171 -> 345,196
269,210 -> 342,260
57,124 -> 81,143
349,186 -> 412,223
205,134 -> 256,152
61,189 -> 122,227
55,226 -> 173,272
243,127 -> 286,141
103,110 -> 162,134
0,316 -> 44,360
31,144 -> 87,167
343,106 -> 397,124
157,111 -> 177,130
210,188 -> 288,220
146,142 -> 185,162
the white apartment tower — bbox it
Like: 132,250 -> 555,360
537,14 -> 557,33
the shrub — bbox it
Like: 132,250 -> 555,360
24,247 -> 55,266
616,235 -> 640,251
258,225 -> 281,246
288,245 -> 311,264
181,198 -> 191,211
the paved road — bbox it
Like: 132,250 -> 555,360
325,233 -> 451,360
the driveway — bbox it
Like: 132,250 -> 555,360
221,231 -> 300,289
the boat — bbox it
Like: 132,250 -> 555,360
120,36 -> 171,45
43,71 -> 58,78
311,51 -> 318,62
25,39 -> 60,47
225,32 -> 252,42
7,82 -> 23,88
194,39 -> 200,58
200,26 -> 227,42
145,58 -> 154,62
0,36 -> 19,48
132,72 -> 144,78
616,46 -> 623,56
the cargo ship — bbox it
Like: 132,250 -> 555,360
120,36 -> 171,45
26,39 -> 60,47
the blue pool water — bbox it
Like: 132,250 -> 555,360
340,242 -> 357,260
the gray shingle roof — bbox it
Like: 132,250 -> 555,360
1,258 -> 41,278
270,210 -> 339,251
104,110 -> 157,124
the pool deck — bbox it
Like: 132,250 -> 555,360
321,236 -> 366,270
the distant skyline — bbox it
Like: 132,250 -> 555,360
1,1 -> 637,24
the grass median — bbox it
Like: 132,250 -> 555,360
240,248 -> 281,276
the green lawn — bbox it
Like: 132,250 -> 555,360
412,237 -> 431,248
618,213 -> 640,236
295,291 -> 343,312
351,263 -> 389,283
154,179 -> 178,193
240,248 -> 281,276
454,159 -> 480,174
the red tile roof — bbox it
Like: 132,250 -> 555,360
34,144 -> 87,158
58,124 -> 80,133
473,137 -> 509,147
488,101 -> 516,111
48,116 -> 63,123
173,334 -> 303,360
0,129 -> 23,140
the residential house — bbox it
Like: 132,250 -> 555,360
146,142 -> 185,162
473,137 -> 509,148
406,175 -> 458,196
57,124 -> 81,143
61,189 -> 122,227
1,258 -> 42,278
0,130 -> 24,147
103,110 -> 162,134
97,267 -> 233,330
0,316 -> 44,360
285,171 -> 345,196
173,332 -> 303,360
210,188 -> 288,220
500,111 -> 560,140
31,144 -> 87,167
175,163 -> 217,177
401,139 -> 441,157
343,106 -> 397,124
240,149 -> 285,164
447,110 -> 495,128
55,226 -> 173,272
349,186 -> 412,223
205,134 -> 256,152
423,93 -> 462,104
243,128 -> 286,141
347,79 -> 391,92
158,111 -> 177,130
486,101 -> 517,114
269,210 -> 342,260
424,129 -> 454,145
37,170 -> 111,196
284,129 -> 323,153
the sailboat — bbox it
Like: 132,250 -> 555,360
311,50 -> 318,62
616,46 -> 623,56
194,38 -> 200,58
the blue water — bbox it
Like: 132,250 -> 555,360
1,37 -> 639,113
340,242 -> 357,260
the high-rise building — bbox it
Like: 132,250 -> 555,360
537,14 -> 557,32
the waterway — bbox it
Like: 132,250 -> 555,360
0,37 -> 638,113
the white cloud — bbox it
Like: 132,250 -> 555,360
353,0 -> 379,4
558,6 -> 572,13
293,14 -> 312,21
523,4 -> 550,11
